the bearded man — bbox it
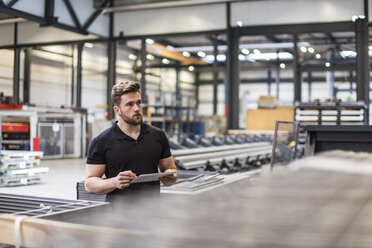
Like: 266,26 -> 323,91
85,81 -> 177,202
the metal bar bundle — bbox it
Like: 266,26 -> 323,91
0,150 -> 48,186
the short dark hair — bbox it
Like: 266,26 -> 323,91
111,81 -> 141,106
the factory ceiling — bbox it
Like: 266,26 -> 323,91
0,0 -> 366,68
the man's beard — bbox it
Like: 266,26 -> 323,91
122,113 -> 142,126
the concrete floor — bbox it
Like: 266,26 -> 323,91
0,158 -> 86,200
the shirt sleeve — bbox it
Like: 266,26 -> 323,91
86,138 -> 106,164
159,131 -> 172,159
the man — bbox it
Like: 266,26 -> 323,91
85,81 -> 177,202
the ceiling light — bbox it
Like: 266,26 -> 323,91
84,43 -> 94,48
146,54 -> 155,60
216,54 -> 226,62
300,46 -> 307,53
173,42 -> 310,52
369,46 -> 372,51
340,50 -> 357,58
253,49 -> 261,54
308,47 -> 315,53
241,48 -> 249,55
315,53 -> 321,59
162,58 -> 170,64
197,51 -> 206,57
325,62 -> 331,67
128,54 -> 137,60
352,15 -> 365,22
238,52 -> 293,62
188,66 -> 194,71
146,38 -> 154,44
236,21 -> 243,27
182,51 -> 190,57
280,63 -> 286,69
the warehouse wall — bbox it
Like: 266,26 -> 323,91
0,42 -> 197,123
0,49 -> 14,97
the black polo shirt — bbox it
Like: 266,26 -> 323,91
86,122 -> 171,201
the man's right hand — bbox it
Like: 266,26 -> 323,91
112,170 -> 136,189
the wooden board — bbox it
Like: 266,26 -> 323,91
245,106 -> 294,130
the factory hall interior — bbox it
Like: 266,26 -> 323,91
2,0 -> 372,247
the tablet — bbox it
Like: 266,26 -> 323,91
130,171 -> 176,184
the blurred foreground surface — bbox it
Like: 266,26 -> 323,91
2,151 -> 372,248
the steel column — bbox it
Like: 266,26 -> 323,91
275,50 -> 280,99
23,47 -> 32,104
267,70 -> 272,95
107,1 -> 116,120
140,39 -> 147,103
107,41 -> 116,120
293,35 -> 301,102
44,0 -> 56,25
213,36 -> 218,115
195,71 -> 200,110
13,23 -> 20,104
355,17 -> 370,118
71,44 -> 75,106
226,3 -> 240,130
175,63 -> 182,141
349,71 -> 353,94
76,43 -> 83,108
308,71 -> 312,100
364,0 -> 369,21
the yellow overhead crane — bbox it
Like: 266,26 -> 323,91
127,40 -> 208,66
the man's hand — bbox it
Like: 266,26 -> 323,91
160,168 -> 178,186
112,170 -> 136,189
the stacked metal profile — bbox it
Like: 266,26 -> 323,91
0,193 -> 108,217
0,150 -> 48,186
172,139 -> 272,173
76,181 -> 106,202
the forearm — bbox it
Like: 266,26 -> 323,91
85,177 -> 117,195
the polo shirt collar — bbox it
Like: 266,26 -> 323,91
114,122 -> 149,141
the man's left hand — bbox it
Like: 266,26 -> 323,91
160,168 -> 178,186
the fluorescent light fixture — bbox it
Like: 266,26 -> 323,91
300,46 -> 307,53
203,52 -> 292,63
217,54 -> 226,61
241,48 -> 249,55
203,54 -> 226,63
325,62 -> 331,67
308,47 -> 315,53
188,66 -> 195,71
369,46 -> 372,51
146,54 -> 155,60
197,51 -> 206,57
84,43 -> 94,48
315,53 -> 321,59
173,42 -> 310,52
253,49 -> 261,54
162,58 -> 170,64
280,63 -> 286,69
246,52 -> 293,61
146,38 -> 154,44
236,20 -> 243,27
182,51 -> 190,57
352,15 -> 365,22
128,54 -> 137,60
340,50 -> 356,58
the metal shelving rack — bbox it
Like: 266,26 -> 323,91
294,101 -> 368,154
